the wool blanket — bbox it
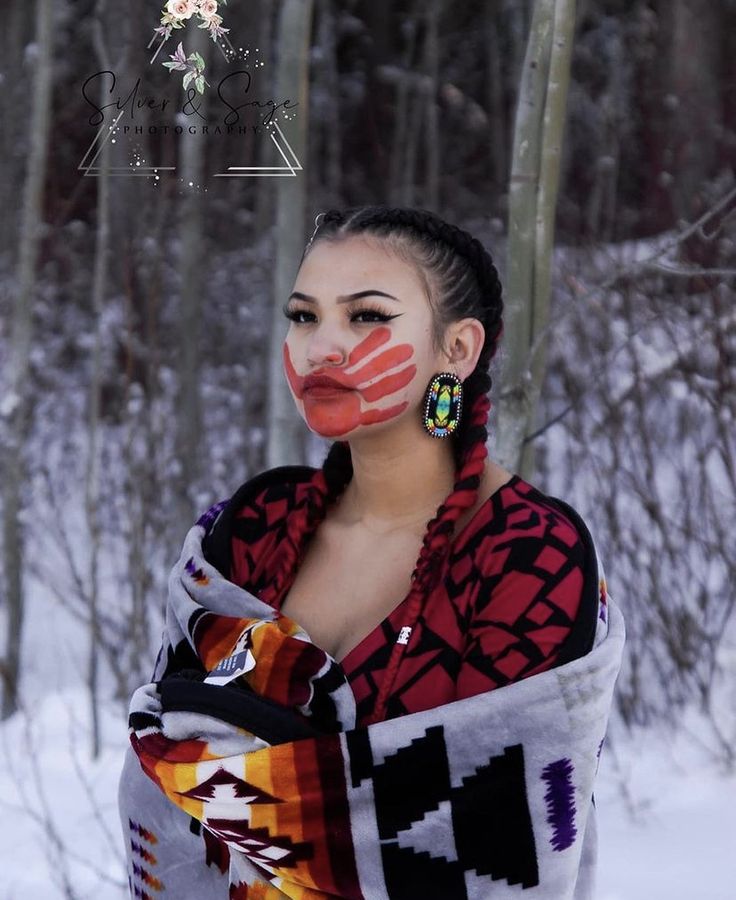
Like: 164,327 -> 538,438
118,502 -> 625,900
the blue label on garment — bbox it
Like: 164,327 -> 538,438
204,649 -> 255,685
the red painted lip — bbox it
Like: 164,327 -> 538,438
304,385 -> 353,398
303,373 -> 351,391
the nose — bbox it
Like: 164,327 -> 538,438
308,348 -> 345,367
307,334 -> 346,367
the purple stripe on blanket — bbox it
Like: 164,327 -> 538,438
541,758 -> 577,851
184,556 -> 209,584
196,499 -> 229,532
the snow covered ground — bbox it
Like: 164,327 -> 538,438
1,680 -> 735,898
0,693 -> 128,900
1,539 -> 735,899
595,716 -> 736,900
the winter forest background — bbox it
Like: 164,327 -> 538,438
0,0 -> 735,897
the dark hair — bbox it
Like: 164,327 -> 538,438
276,205 -> 504,724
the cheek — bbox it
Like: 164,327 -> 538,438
282,326 -> 423,435
282,342 -> 304,401
346,327 -> 418,402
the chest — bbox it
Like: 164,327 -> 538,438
278,524 -> 422,664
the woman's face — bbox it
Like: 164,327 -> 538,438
282,235 -> 446,440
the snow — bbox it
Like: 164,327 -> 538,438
1,616 -> 735,898
595,718 -> 736,900
0,390 -> 20,418
2,449 -> 735,898
0,692 -> 129,899
1,225 -> 734,897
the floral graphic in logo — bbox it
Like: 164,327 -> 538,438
148,0 -> 235,94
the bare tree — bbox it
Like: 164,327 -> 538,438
255,0 -> 278,233
667,0 -> 721,224
535,191 -> 736,762
388,7 -> 421,206
493,0 -> 577,479
423,0 -> 442,210
484,0 -> 509,191
0,0 -> 53,720
266,0 -> 315,468
173,24 -> 212,527
0,1 -> 33,261
311,0 -> 343,205
80,0 -> 118,760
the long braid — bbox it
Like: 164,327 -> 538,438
292,205 -> 504,723
269,442 -> 352,604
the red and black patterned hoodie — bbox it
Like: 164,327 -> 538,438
202,465 -> 600,729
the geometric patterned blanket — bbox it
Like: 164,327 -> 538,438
118,503 -> 625,899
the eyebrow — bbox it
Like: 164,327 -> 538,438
287,290 -> 400,304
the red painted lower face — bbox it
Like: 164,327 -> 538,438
283,325 -> 418,437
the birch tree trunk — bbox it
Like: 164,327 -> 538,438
423,0 -> 442,210
484,1 -> 507,191
0,0 -> 31,261
401,57 -> 424,208
389,12 -> 420,207
0,0 -> 53,720
314,0 -> 342,202
84,0 -> 114,759
266,0 -> 314,468
492,0 -> 576,480
669,0 -> 720,222
523,0 -> 577,478
174,25 -> 211,526
255,0 -> 277,234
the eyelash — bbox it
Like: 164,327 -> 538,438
282,304 -> 400,325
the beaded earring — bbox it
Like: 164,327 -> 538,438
422,371 -> 463,437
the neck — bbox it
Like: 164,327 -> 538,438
334,418 -> 463,534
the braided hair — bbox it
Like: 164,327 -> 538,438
277,205 -> 504,724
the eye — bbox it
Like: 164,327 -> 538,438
282,303 -> 400,325
282,305 -> 315,324
350,306 -> 400,323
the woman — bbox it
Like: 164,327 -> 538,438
119,205 -> 625,899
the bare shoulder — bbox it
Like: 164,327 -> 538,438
482,459 -> 516,495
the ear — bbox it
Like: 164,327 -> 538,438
441,317 -> 486,380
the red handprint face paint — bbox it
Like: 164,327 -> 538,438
284,325 -> 417,437
282,234 -> 441,439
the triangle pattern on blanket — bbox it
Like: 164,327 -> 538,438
348,724 -> 540,892
394,799 -> 458,862
179,768 -> 281,806
204,819 -> 313,869
122,496 -> 625,900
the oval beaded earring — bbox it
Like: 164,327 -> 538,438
422,371 -> 463,437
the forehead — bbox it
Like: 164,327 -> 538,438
295,234 -> 429,304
